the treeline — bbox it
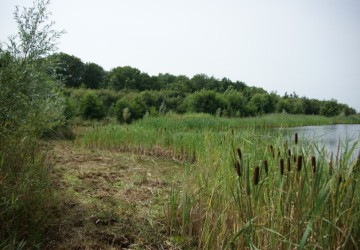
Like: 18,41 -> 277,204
49,52 -> 357,122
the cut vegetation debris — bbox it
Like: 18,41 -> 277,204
44,140 -> 184,249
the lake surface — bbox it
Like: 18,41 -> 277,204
284,124 -> 360,161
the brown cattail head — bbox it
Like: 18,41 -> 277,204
253,166 -> 260,185
329,153 -> 333,175
288,149 -> 291,158
280,159 -> 284,175
296,155 -> 303,171
235,161 -> 241,177
263,160 -> 269,175
237,148 -> 242,161
270,145 -> 275,158
338,175 -> 342,185
191,152 -> 196,163
311,156 -> 316,174
287,158 -> 291,172
295,133 -> 298,145
277,148 -> 281,158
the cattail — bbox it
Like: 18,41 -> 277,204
295,133 -> 298,145
311,156 -> 316,174
270,145 -> 275,158
277,148 -> 281,158
354,152 -> 360,173
288,149 -> 291,158
294,155 -> 297,163
191,151 -> 196,163
296,155 -> 303,171
253,166 -> 260,185
329,153 -> 333,175
237,148 -> 242,161
263,160 -> 269,175
280,159 -> 284,175
338,175 -> 342,185
287,158 -> 291,172
235,161 -> 241,177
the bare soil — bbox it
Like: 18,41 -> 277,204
44,140 -> 183,249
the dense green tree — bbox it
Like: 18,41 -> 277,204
49,52 -> 85,88
320,99 -> 341,117
83,62 -> 105,89
276,98 -> 290,113
79,92 -> 105,119
276,97 -> 304,114
108,66 -> 142,90
156,73 -> 177,87
302,98 -> 321,115
339,104 -> 356,116
249,93 -> 276,115
224,88 -> 247,116
184,90 -> 227,115
114,96 -> 146,123
189,74 -> 215,91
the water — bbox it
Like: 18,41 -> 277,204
285,124 -> 360,161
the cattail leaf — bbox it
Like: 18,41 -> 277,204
299,179 -> 332,249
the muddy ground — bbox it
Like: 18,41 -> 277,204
44,140 -> 184,249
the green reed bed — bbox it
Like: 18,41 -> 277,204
77,115 -> 360,249
134,113 -> 360,131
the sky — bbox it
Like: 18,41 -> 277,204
1,0 -> 360,112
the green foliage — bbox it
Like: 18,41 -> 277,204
79,92 -> 105,120
1,4 -> 64,141
83,62 -> 105,89
114,96 -> 146,123
108,66 -> 153,91
49,52 -> 85,88
184,89 -> 227,115
44,54 -> 357,119
63,96 -> 77,120
0,0 -> 64,247
249,93 -> 276,114
320,99 -> 341,117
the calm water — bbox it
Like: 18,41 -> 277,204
285,124 -> 360,160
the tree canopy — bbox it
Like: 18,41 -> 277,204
45,52 -> 357,121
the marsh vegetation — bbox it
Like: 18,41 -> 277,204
1,1 -> 359,248
77,113 -> 360,249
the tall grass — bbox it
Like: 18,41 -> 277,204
77,114 -> 360,249
0,138 -> 54,249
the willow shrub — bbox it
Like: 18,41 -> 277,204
0,0 -> 64,247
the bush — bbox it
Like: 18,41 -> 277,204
184,90 -> 227,115
79,92 -> 105,120
114,97 -> 146,123
63,96 -> 77,120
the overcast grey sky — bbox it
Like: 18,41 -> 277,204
1,0 -> 360,111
